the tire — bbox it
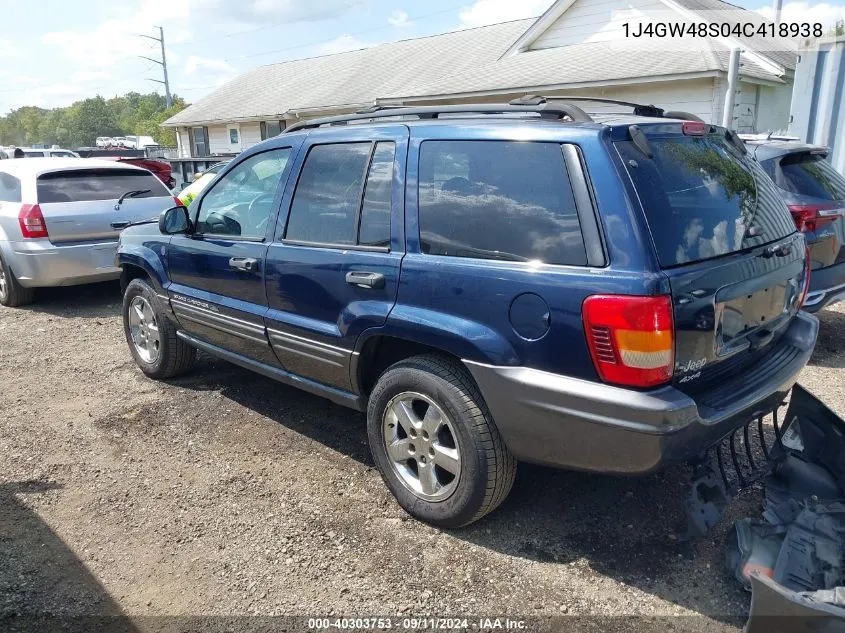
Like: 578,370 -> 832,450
122,278 -> 196,379
367,354 -> 516,528
0,254 -> 35,308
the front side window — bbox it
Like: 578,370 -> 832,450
285,143 -> 370,245
195,148 -> 291,239
418,140 -> 587,265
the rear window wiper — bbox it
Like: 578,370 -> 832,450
117,189 -> 151,205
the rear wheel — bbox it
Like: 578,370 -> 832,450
0,255 -> 35,307
123,278 -> 196,379
367,354 -> 516,528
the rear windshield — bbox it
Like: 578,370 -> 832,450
37,168 -> 170,203
766,153 -> 845,201
617,134 -> 795,267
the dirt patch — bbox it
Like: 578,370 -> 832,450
2,281 -> 843,631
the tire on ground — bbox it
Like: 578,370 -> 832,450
0,254 -> 35,308
122,277 -> 196,379
367,353 -> 516,528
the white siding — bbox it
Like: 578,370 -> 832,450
531,0 -> 668,50
176,128 -> 191,158
240,122 -> 263,148
756,83 -> 792,134
208,125 -> 231,155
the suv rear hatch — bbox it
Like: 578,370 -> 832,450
759,148 -> 845,272
615,124 -> 807,396
36,168 -> 174,244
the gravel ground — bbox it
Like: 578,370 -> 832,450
1,282 -> 843,632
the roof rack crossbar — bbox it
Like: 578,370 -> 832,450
284,103 -> 593,133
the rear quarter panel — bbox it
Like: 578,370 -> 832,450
389,123 -> 665,381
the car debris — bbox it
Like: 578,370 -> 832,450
686,385 -> 845,630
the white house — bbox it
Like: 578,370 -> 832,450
164,0 -> 796,157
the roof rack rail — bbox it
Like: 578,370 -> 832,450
510,95 -> 667,118
284,102 -> 593,133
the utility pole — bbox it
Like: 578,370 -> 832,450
772,0 -> 783,25
139,26 -> 172,108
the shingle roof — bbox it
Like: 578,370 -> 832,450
164,19 -> 533,126
165,0 -> 795,127
381,38 -> 784,101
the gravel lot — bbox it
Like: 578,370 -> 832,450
1,282 -> 843,632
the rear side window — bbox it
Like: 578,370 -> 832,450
285,141 -> 395,247
0,172 -> 21,202
418,140 -> 586,265
24,151 -> 44,158
769,153 -> 845,201
37,169 -> 170,203
617,135 -> 795,267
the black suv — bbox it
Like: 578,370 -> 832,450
117,99 -> 818,528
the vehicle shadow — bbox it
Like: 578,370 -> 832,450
0,481 -> 139,632
20,281 -> 122,320
807,308 -> 845,369
172,358 -> 749,624
169,356 -> 374,466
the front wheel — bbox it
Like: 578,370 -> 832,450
122,278 -> 196,379
367,354 -> 516,528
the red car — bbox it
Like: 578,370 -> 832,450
100,157 -> 175,189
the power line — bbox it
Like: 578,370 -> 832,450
139,26 -> 172,108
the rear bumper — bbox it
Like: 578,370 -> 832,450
803,260 -> 845,312
3,239 -> 121,288
464,311 -> 818,475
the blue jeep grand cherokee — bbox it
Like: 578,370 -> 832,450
117,98 -> 818,528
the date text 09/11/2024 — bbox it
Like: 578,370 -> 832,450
307,618 -> 527,630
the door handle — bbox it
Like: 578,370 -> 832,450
346,271 -> 385,289
111,221 -> 131,230
229,257 -> 259,272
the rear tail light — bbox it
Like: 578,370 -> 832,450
582,294 -> 674,388
18,204 -> 48,239
788,203 -> 842,233
799,247 -> 812,308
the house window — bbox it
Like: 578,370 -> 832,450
260,120 -> 285,140
190,126 -> 209,157
229,127 -> 240,145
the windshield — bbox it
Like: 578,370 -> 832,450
616,134 -> 796,267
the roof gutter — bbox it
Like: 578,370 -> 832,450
162,102 -> 374,128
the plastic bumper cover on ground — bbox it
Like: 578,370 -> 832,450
4,239 -> 121,288
463,311 -> 819,475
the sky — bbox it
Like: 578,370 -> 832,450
1,0 -> 845,115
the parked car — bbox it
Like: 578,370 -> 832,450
742,136 -> 845,312
176,161 -> 230,205
0,158 -> 178,307
117,100 -> 816,528
112,137 -> 128,148
101,156 -> 175,189
96,137 -> 113,148
20,147 -> 80,158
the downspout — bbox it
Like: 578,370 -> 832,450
722,47 -> 742,128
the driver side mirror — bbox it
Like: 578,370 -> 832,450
159,205 -> 192,235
